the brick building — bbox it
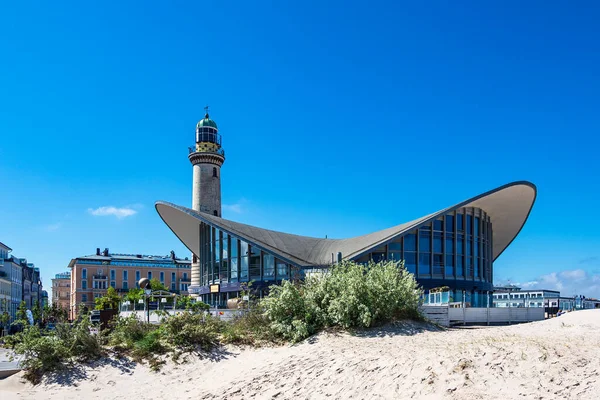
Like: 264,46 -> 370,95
68,248 -> 191,319
51,271 -> 71,311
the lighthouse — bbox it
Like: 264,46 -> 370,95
189,107 -> 225,217
188,107 -> 225,293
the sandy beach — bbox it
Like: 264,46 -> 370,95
1,309 -> 599,400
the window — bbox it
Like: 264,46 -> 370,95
456,256 -> 464,276
445,215 -> 454,232
160,271 -> 165,282
433,232 -> 443,253
445,235 -> 454,254
433,219 -> 443,231
135,271 -> 140,282
276,259 -> 288,278
171,272 -> 176,283
110,281 -> 116,288
456,214 -> 464,232
389,241 -> 402,262
147,271 -> 152,279
457,234 -> 464,255
214,210 -> 218,216
82,294 -> 87,302
82,280 -> 87,290
171,282 -> 176,291
433,254 -> 443,275
263,254 -> 275,280
249,246 -> 261,280
123,281 -> 128,290
240,241 -> 249,280
213,167 -> 217,177
419,230 -> 431,252
404,233 -> 416,251
82,268 -> 87,279
230,237 -> 239,281
475,217 -> 480,237
123,270 -> 128,281
467,214 -> 473,235
445,254 -> 454,276
419,253 -> 431,275
110,269 -> 115,280
183,272 -> 188,281
405,252 -> 416,274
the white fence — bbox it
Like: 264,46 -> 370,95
420,306 -> 545,327
120,309 -> 244,323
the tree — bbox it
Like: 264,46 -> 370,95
149,278 -> 168,292
94,287 -> 121,310
123,287 -> 143,303
16,301 -> 28,324
32,300 -> 42,325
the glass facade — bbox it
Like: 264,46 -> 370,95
196,222 -> 294,304
356,207 -> 493,306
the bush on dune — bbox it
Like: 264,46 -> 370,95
262,260 -> 422,342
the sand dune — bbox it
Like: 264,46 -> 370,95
2,309 -> 599,400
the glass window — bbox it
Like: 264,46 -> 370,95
123,270 -> 128,280
276,259 -> 288,278
389,251 -> 402,262
82,280 -> 87,289
433,219 -> 443,231
475,217 -> 480,237
123,281 -> 128,290
404,233 -> 416,251
467,215 -> 473,235
433,232 -> 443,253
419,253 -> 431,275
404,252 -> 416,274
82,294 -> 87,302
456,214 -> 464,232
467,240 -> 472,256
263,254 -> 275,280
445,215 -> 454,232
445,235 -> 454,254
419,231 -> 431,252
82,269 -> 87,279
445,254 -> 454,276
388,242 -> 401,252
371,252 -> 386,263
183,272 -> 188,281
467,257 -> 473,277
457,234 -> 464,255
240,241 -> 249,280
147,271 -> 152,279
110,270 -> 115,280
135,271 -> 140,281
171,282 -> 176,291
171,272 -> 176,283
433,254 -> 443,274
215,234 -> 221,262
249,247 -> 261,280
456,256 -> 464,276
110,281 -> 116,288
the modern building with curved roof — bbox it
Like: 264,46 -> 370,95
156,111 -> 537,307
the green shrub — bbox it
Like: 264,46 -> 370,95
6,318 -> 103,383
161,311 -> 220,353
262,260 -> 422,342
220,306 -> 280,345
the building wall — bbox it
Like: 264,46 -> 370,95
69,260 -> 191,320
52,277 -> 71,311
192,163 -> 222,217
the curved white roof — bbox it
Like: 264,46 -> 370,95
156,181 -> 536,267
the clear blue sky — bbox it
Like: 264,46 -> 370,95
1,1 -> 599,298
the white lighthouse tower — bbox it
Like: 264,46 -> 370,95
188,107 -> 225,292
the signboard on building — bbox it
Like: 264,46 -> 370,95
210,284 -> 220,293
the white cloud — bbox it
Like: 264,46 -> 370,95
44,223 -> 62,232
511,268 -> 600,298
222,199 -> 247,215
87,206 -> 138,219
222,203 -> 243,214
